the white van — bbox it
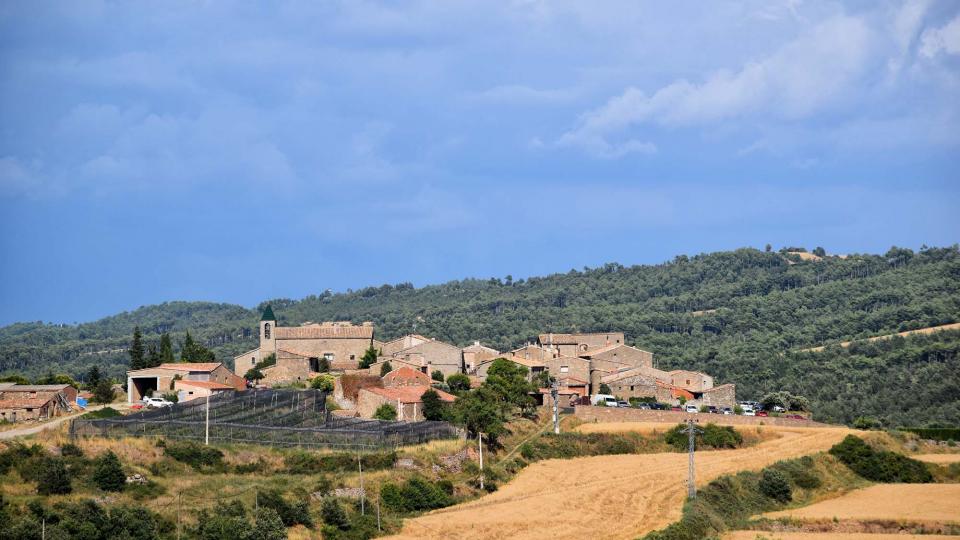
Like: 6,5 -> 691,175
591,394 -> 619,407
684,404 -> 699,413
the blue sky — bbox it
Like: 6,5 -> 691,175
1,1 -> 958,325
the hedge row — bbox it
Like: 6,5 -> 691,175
901,427 -> 960,441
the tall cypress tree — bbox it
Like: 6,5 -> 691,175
146,344 -> 161,368
181,331 -> 196,362
159,333 -> 175,364
128,327 -> 145,370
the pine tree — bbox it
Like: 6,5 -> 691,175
181,331 -> 196,362
159,333 -> 175,364
128,326 -> 145,370
92,450 -> 126,492
86,365 -> 102,390
146,345 -> 161,368
93,378 -> 115,404
181,331 -> 215,363
359,345 -> 379,369
37,457 -> 72,495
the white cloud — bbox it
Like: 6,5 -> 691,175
558,15 -> 875,157
920,14 -> 960,57
468,84 -> 578,105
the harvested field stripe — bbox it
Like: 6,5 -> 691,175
725,533 -> 960,540
386,427 -> 853,540
764,484 -> 960,523
911,453 -> 960,464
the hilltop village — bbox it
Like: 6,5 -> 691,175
225,306 -> 736,419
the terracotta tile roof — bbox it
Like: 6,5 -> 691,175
176,380 -> 234,390
158,363 -> 223,372
0,384 -> 73,392
0,397 -> 53,408
537,333 -> 580,345
364,386 -> 456,404
656,381 -> 694,400
577,343 -> 621,356
462,342 -> 499,353
275,325 -> 374,339
382,367 -> 431,385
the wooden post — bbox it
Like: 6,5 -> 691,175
358,452 -> 365,515
205,394 -> 210,446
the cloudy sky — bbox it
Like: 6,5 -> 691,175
1,1 -> 958,325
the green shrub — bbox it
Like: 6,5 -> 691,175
257,488 -> 313,528
311,375 -> 335,391
92,451 -> 126,492
37,457 -> 72,495
0,442 -> 44,476
758,468 -> 792,502
162,440 -> 225,471
82,407 -> 122,419
665,423 -> 743,451
853,416 -> 883,430
234,458 -> 269,474
321,498 -> 350,530
125,480 -> 166,501
829,435 -> 932,483
380,477 -> 454,513
901,427 -> 960,441
374,403 -> 397,421
60,443 -> 84,457
772,456 -> 822,489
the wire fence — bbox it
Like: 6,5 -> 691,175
70,389 -> 459,450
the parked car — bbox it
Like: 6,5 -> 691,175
636,402 -> 652,410
772,405 -> 786,413
721,407 -> 733,415
671,406 -> 682,411
591,394 -> 618,407
617,400 -> 630,408
743,409 -> 756,416
756,411 -> 769,417
143,396 -> 173,409
684,404 -> 699,413
707,406 -> 719,414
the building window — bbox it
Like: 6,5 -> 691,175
263,323 -> 271,339
350,355 -> 355,360
686,379 -> 691,385
560,366 -> 569,373
323,353 -> 334,362
630,385 -> 634,391
580,344 -> 588,351
251,357 -> 256,365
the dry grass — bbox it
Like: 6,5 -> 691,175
765,484 -> 960,523
800,322 -> 960,352
386,426 -> 854,540
911,453 -> 960,464
724,533 -> 960,540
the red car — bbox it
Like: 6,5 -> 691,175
671,406 -> 682,411
756,411 -> 769,417
785,414 -> 805,420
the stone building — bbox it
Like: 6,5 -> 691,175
462,342 -> 500,372
0,384 -> 77,423
174,380 -> 236,402
127,362 -> 244,403
537,332 -> 625,357
382,366 -> 432,388
600,365 -> 735,408
378,334 -> 431,357
356,385 -> 456,421
235,306 -> 376,384
385,338 -> 464,378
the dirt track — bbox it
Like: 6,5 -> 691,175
387,426 -> 853,540
911,453 -> 960,464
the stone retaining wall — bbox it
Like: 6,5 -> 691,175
574,405 -> 829,428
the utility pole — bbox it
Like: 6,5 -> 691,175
551,379 -> 560,434
177,491 -> 182,540
478,432 -> 484,491
680,419 -> 702,499
205,394 -> 210,446
358,452 -> 365,515
376,497 -> 382,531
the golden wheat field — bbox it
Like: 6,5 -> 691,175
386,426 -> 853,540
724,533 -> 960,540
764,484 -> 960,523
911,453 -> 960,464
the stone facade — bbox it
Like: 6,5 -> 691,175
0,384 -> 77,423
379,334 -> 432,357
540,355 -> 591,387
238,307 -> 376,384
698,383 -> 736,408
390,339 -> 464,378
382,366 -> 432,388
127,363 -> 244,402
538,332 -> 625,357
580,344 -> 654,373
667,370 -> 714,393
462,342 -> 500,372
356,386 -> 456,421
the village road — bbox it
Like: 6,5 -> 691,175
0,404 -> 109,440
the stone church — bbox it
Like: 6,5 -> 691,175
234,306 -> 375,383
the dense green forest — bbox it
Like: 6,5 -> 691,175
2,245 -> 959,426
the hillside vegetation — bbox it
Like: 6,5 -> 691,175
2,245 -> 959,426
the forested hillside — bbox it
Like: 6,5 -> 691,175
2,245 -> 959,426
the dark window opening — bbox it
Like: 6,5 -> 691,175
263,323 -> 271,339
